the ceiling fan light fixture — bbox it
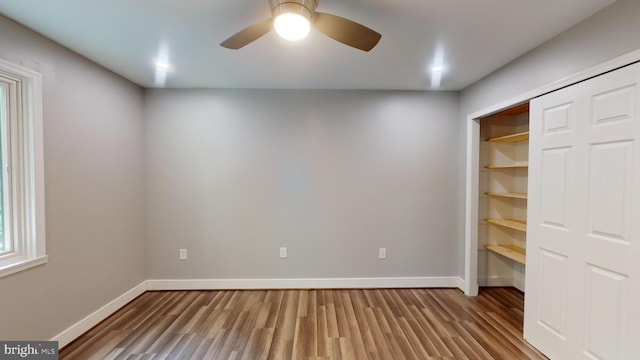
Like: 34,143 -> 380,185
274,12 -> 310,41
271,1 -> 315,42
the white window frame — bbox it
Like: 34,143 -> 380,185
0,58 -> 46,278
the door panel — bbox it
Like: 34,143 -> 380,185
584,264 -> 628,360
587,141 -> 632,243
591,84 -> 636,126
526,62 -> 640,359
540,147 -> 571,229
543,102 -> 574,134
525,83 -> 582,359
538,249 -> 569,338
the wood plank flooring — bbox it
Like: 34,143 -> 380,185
60,288 -> 546,359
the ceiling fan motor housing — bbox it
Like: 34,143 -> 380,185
269,0 -> 318,21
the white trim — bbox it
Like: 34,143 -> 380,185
30,62 -> 46,260
478,276 -> 515,287
147,277 -> 464,291
463,48 -> 640,297
0,58 -> 46,278
463,118 -> 480,296
0,58 -> 42,79
51,281 -> 148,348
0,255 -> 47,278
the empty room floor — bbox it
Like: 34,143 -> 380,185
60,287 -> 545,359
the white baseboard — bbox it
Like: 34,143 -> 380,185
478,276 -> 514,287
51,281 -> 148,348
478,276 -> 525,292
51,276 -> 464,348
513,277 -> 525,292
147,276 -> 465,291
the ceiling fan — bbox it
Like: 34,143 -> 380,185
220,0 -> 381,52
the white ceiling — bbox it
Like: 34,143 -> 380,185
0,0 -> 615,90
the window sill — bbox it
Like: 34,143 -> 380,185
0,255 -> 48,278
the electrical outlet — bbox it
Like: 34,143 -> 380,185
280,247 -> 287,259
179,249 -> 187,261
379,248 -> 387,259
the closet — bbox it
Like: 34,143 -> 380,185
524,61 -> 640,359
477,103 -> 529,291
466,57 -> 640,359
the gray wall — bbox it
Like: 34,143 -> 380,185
145,89 -> 460,279
0,16 -> 146,340
461,0 -> 640,115
458,0 -> 640,276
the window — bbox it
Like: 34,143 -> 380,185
0,59 -> 46,278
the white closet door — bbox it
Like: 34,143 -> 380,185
525,62 -> 640,360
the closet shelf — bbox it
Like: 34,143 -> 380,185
487,131 -> 529,143
486,192 -> 528,200
485,244 -> 526,264
485,164 -> 528,170
493,102 -> 530,117
485,218 -> 527,232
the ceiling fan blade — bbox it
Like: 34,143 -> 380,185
220,18 -> 273,49
313,12 -> 381,52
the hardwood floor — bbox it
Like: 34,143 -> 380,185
60,288 -> 546,359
